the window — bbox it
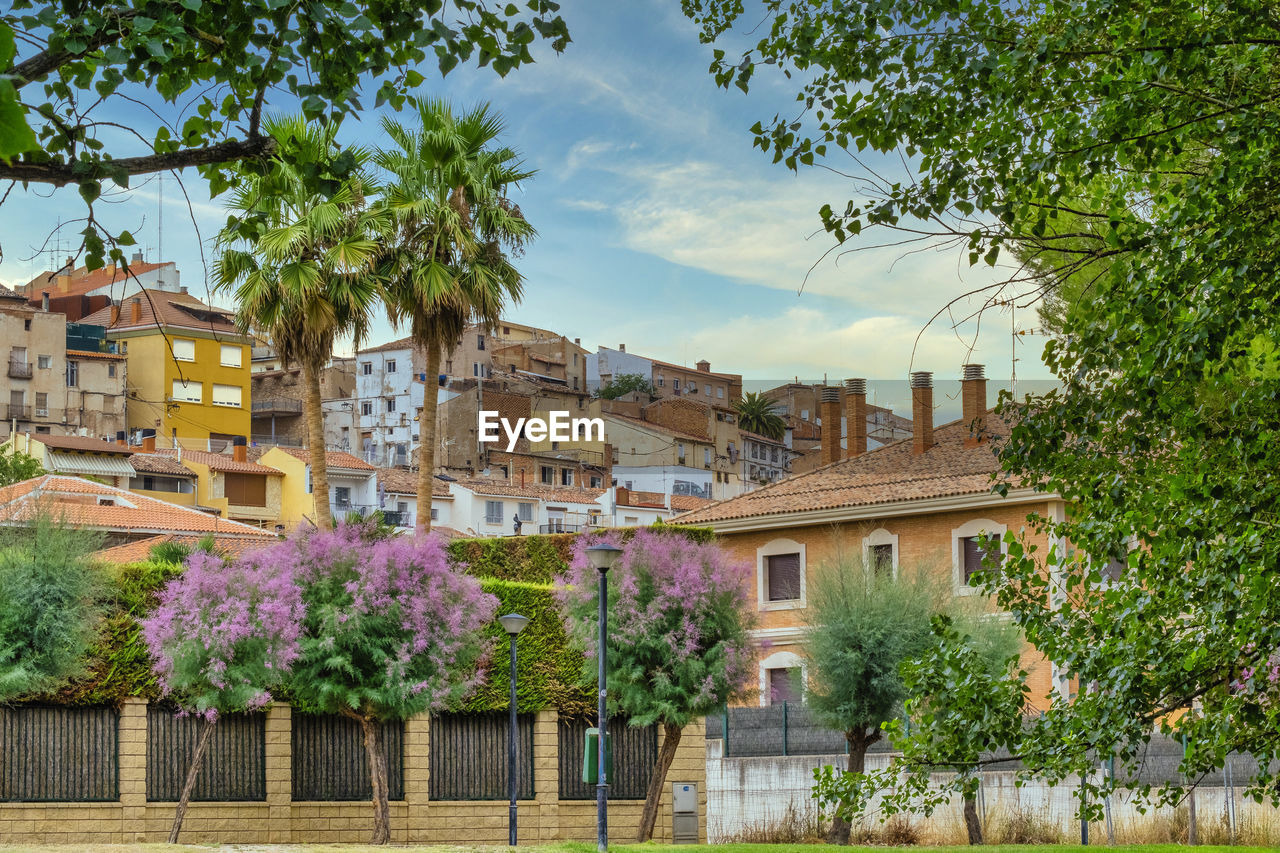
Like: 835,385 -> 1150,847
572,353 -> 578,366
66,360 -> 78,387
561,469 -> 573,487
225,473 -> 267,507
219,344 -> 242,367
334,486 -> 351,507
23,319 -> 29,330
385,359 -> 396,373
37,355 -> 50,369
677,443 -> 686,462
397,501 -> 408,514
704,447 -> 712,466
871,544 -> 894,576
211,384 -> 242,408
386,398 -> 396,413
800,409 -> 809,421
717,387 -> 724,399
704,384 -> 711,396
590,476 -> 602,488
473,362 -> 484,377
624,515 -> 639,525
771,447 -> 779,463
517,502 -> 534,521
171,378 -> 200,403
108,364 -> 116,378
502,326 -> 510,335
657,375 -> 665,387
540,465 -> 554,485
430,507 -> 439,521
361,401 -> 373,416
172,338 -> 195,362
34,392 -> 47,416
765,553 -> 801,601
758,539 -> 806,608
477,334 -> 485,350
961,535 -> 1002,585
445,360 -> 453,373
485,500 -> 503,523
758,651 -> 806,707
768,668 -> 800,705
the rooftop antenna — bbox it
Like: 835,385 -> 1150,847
156,172 -> 164,285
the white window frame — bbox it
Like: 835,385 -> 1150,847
171,378 -> 201,404
219,344 -> 243,368
211,383 -> 242,408
757,538 -> 806,611
862,527 -> 899,577
952,517 -> 1008,595
361,400 -> 373,416
758,650 -> 807,707
517,502 -> 534,521
385,359 -> 396,373
484,500 -> 504,524
172,338 -> 196,362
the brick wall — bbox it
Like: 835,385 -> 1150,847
0,701 -> 707,845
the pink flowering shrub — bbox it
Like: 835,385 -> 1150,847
141,550 -> 304,719
558,528 -> 756,726
285,523 -> 498,721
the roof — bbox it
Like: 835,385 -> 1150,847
0,475 -> 278,537
378,468 -> 452,497
603,412 -> 714,444
648,357 -> 741,382
274,447 -> 376,471
94,533 -> 277,564
357,335 -> 418,355
0,283 -> 26,301
27,434 -> 134,455
670,494 -> 715,512
66,349 -> 126,361
454,478 -> 606,505
79,292 -> 241,336
23,260 -> 168,300
128,453 -> 197,477
739,428 -> 786,446
46,451 -> 136,478
673,411 -> 1022,526
171,449 -> 283,476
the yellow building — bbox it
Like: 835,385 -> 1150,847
81,293 -> 251,450
176,443 -> 283,529
258,446 -> 378,528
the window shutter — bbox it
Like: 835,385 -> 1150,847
766,553 -> 802,601
212,384 -> 242,407
872,543 -> 894,575
172,339 -> 195,361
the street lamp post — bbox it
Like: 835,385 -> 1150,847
498,613 -> 530,847
585,543 -> 623,853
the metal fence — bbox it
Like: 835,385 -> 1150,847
429,713 -> 533,801
557,716 -> 658,800
706,703 -> 897,758
146,708 -> 266,801
0,705 -> 118,802
291,713 -> 404,802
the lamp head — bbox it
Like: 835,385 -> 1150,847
498,613 -> 530,635
585,543 -> 623,573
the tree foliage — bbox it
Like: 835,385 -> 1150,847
734,391 -> 785,440
595,372 -> 657,400
1,0 -> 569,268
558,528 -> 755,840
0,516 -> 102,701
683,0 -> 1280,815
0,442 -> 43,488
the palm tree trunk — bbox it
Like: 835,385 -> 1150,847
169,715 -> 217,843
416,344 -> 442,534
827,728 -> 872,845
303,360 -> 332,529
637,722 -> 683,841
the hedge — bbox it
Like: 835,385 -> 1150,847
40,524 -> 716,712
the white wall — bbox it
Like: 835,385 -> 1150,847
590,347 -> 653,387
612,464 -> 744,501
354,346 -> 422,461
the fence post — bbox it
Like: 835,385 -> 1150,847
117,698 -> 147,842
1104,754 -> 1115,845
781,702 -> 789,757
264,703 -> 292,843
535,711 -> 560,842
1225,757 -> 1236,844
1183,734 -> 1197,845
404,713 -> 430,843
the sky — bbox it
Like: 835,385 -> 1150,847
0,1 -> 1055,399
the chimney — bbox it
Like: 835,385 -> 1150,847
130,297 -> 142,324
40,291 -> 49,311
115,430 -> 126,447
141,428 -> 156,453
910,372 -> 934,454
109,304 -> 120,326
233,435 -> 248,463
844,378 -> 867,458
696,359 -> 711,373
131,250 -> 144,265
615,485 -> 630,507
574,337 -> 581,345
819,387 -> 842,465
618,344 -> 626,353
962,364 -> 987,446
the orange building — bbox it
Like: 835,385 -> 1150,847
674,365 -> 1067,710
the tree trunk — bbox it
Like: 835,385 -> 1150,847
827,728 -> 873,845
416,344 -> 441,534
169,715 -> 217,843
303,360 -> 332,530
637,722 -> 683,841
359,714 -> 391,844
963,791 -> 983,845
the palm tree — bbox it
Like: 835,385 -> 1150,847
374,98 -> 535,532
735,391 -> 786,440
213,116 -> 386,530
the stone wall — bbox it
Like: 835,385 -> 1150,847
0,701 -> 707,845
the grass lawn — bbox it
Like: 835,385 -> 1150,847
0,844 -> 1275,852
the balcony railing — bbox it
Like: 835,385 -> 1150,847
7,359 -> 32,379
539,523 -> 582,534
251,398 -> 303,415
4,404 -> 30,420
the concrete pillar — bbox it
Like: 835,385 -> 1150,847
404,713 -> 431,843
118,698 -> 148,842
535,710 -> 560,841
264,703 -> 292,843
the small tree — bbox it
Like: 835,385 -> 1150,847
559,528 -> 755,841
286,524 -> 497,843
0,443 -> 43,488
0,516 -> 101,700
803,553 -> 947,843
596,372 -> 658,400
141,549 -> 303,842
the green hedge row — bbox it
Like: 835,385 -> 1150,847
49,525 -> 715,712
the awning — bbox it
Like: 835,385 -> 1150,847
46,451 -> 137,478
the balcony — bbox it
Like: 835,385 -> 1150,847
539,523 -> 582,534
4,404 -> 30,420
252,398 -> 303,415
7,359 -> 32,379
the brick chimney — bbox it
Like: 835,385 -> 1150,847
961,363 -> 987,447
141,428 -> 156,453
910,372 -> 934,454
109,304 -> 120,326
130,297 -> 142,324
232,435 -> 248,463
819,386 -> 842,465
844,378 -> 867,458
696,359 -> 711,373
618,344 -> 625,353
615,485 -> 630,507
115,430 -> 126,447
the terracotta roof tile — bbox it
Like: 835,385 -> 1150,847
378,468 -> 452,497
454,478 -> 605,504
674,411 -> 1021,525
0,283 -> 26,301
277,447 -> 376,471
80,293 -> 242,336
603,413 -> 714,444
23,261 -> 167,300
128,453 -> 197,477
66,349 -> 126,361
169,449 -> 283,475
30,434 -> 134,455
357,335 -> 419,355
670,494 -> 714,512
0,475 -> 278,537
94,532 -> 277,564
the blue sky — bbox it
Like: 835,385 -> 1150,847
0,0 -> 1053,391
